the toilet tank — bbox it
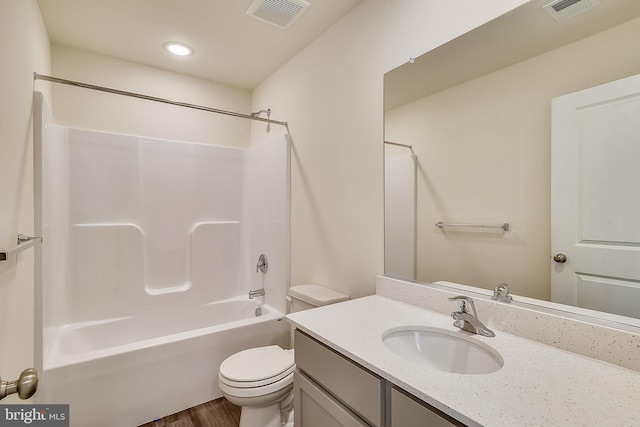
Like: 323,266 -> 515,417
287,284 -> 349,313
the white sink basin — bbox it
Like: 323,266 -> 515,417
382,326 -> 503,375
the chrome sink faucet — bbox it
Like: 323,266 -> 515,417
448,296 -> 495,337
492,283 -> 513,303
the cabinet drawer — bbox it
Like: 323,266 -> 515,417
295,330 -> 383,427
391,387 -> 465,427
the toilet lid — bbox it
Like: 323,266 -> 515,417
219,346 -> 294,383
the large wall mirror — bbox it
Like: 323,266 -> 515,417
384,0 -> 640,327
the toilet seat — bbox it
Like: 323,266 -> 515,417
219,346 -> 295,389
219,371 -> 294,399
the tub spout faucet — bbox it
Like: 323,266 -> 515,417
256,253 -> 268,273
448,296 -> 495,337
249,288 -> 265,299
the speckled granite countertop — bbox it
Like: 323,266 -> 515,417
287,295 -> 640,427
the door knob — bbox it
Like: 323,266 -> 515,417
553,253 -> 568,263
0,368 -> 38,400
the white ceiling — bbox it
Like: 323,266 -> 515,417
384,0 -> 640,110
36,0 -> 363,89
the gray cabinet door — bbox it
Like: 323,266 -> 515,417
295,330 -> 383,426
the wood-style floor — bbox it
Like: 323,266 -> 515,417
138,398 -> 241,427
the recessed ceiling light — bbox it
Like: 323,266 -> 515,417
163,42 -> 193,56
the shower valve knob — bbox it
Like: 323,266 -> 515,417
256,253 -> 268,273
0,368 -> 39,400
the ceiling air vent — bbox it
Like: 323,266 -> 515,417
246,0 -> 311,29
543,0 -> 600,22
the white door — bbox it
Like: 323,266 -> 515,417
551,74 -> 640,320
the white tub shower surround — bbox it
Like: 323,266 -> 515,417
36,124 -> 290,426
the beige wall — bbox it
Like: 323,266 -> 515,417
0,0 -> 50,398
251,0 -> 526,299
385,16 -> 640,300
50,45 -> 252,147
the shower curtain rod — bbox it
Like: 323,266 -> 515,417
33,73 -> 289,128
384,141 -> 412,149
385,141 -> 416,156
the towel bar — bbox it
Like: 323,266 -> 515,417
0,234 -> 42,262
435,222 -> 510,232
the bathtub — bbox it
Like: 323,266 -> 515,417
37,297 -> 289,427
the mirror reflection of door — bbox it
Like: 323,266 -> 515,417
551,74 -> 640,319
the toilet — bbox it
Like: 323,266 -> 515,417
218,284 -> 350,427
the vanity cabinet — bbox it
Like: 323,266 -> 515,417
294,329 -> 383,427
294,329 -> 466,427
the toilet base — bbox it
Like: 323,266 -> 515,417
282,407 -> 294,427
239,403 -> 281,427
222,385 -> 293,427
238,404 -> 294,427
